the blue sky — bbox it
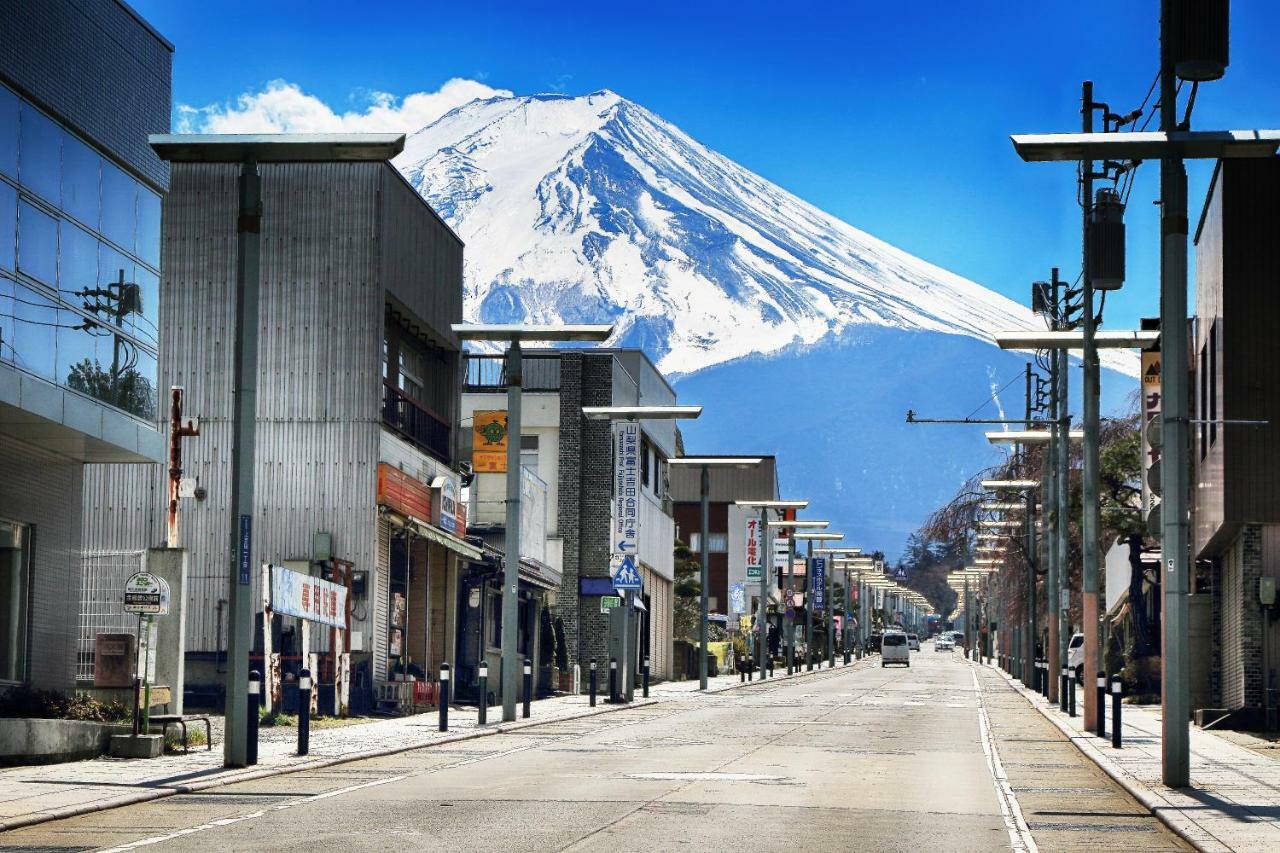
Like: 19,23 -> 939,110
134,0 -> 1280,329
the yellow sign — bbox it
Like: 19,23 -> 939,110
473,410 -> 508,473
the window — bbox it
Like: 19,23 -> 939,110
689,532 -> 728,553
17,200 -> 57,285
18,104 -> 61,206
60,222 -> 97,300
487,590 -> 503,649
9,284 -> 57,381
641,440 -> 651,488
0,181 -> 14,272
100,160 -> 136,252
0,85 -> 16,179
1199,341 -> 1208,457
136,187 -> 160,268
0,520 -> 31,683
1209,321 -> 1218,447
521,434 -> 539,473
61,133 -> 100,229
397,341 -> 425,402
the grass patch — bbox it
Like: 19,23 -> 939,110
163,726 -> 209,752
259,709 -> 368,729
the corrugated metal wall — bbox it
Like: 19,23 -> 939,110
84,162 -> 387,653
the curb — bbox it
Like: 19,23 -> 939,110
980,661 -> 1230,853
0,660 -> 859,834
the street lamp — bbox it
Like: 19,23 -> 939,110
149,132 -> 408,768
993,330 -> 1158,350
581,405 -> 702,703
453,323 -> 614,721
794,531 -> 844,669
735,499 -> 809,678
986,430 -> 1083,444
981,479 -> 1040,490
668,456 -> 763,689
815,546 -> 858,664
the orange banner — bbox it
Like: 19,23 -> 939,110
473,410 -> 508,473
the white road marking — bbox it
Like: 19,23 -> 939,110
625,772 -> 788,783
971,667 -> 1038,853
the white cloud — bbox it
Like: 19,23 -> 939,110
176,78 -> 512,134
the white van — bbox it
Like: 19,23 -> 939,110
881,631 -> 910,667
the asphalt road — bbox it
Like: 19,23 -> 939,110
3,648 -> 1188,852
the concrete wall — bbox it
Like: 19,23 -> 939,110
0,718 -> 131,767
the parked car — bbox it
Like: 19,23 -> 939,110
881,631 -> 910,667
1067,632 -> 1085,683
935,636 -> 954,652
907,634 -> 920,651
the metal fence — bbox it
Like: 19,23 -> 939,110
77,550 -> 146,682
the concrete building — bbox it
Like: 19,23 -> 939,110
82,135 -> 476,713
0,1 -> 171,691
460,348 -> 679,685
670,458 -> 780,631
1190,157 -> 1280,727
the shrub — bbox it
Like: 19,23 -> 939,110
0,685 -> 130,722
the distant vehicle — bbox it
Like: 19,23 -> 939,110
1067,632 -> 1085,683
935,636 -> 954,652
907,634 -> 920,651
867,634 -> 883,654
881,632 -> 910,667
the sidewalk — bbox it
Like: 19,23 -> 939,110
0,659 -> 856,833
991,661 -> 1280,852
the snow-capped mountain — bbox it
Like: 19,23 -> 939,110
395,89 -> 1137,554
396,89 -> 1132,377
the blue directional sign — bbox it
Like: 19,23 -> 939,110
611,554 -> 642,591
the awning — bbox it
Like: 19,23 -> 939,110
401,514 -> 483,560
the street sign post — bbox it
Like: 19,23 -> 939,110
610,554 -> 642,590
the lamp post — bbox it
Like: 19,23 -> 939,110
737,500 -> 810,678
768,519 -> 828,673
817,548 -> 860,666
149,132 -> 407,767
583,406 -> 703,703
454,324 -> 614,721
793,531 -> 841,671
669,457 -> 763,689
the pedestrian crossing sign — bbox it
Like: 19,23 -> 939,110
611,554 -> 642,590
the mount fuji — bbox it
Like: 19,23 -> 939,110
395,89 -> 1136,554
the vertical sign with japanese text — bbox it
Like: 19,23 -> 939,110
611,421 -> 640,559
812,557 -> 827,611
745,518 -> 762,580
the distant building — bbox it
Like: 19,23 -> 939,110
1191,157 -> 1280,726
461,349 -> 679,686
670,458 -> 780,630
83,136 -> 474,713
0,1 -> 171,691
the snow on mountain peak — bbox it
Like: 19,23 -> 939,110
395,90 -> 1137,377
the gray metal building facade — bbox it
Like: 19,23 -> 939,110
1,0 -> 170,691
83,158 -> 469,705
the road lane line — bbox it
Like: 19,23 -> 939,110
971,667 -> 1038,853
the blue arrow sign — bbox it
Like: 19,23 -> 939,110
611,555 -> 642,590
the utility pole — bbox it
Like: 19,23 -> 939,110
805,538 -> 814,671
1046,272 -> 1062,706
1079,78 -> 1105,733
1159,0 -> 1191,787
757,507 -> 769,677
1055,271 -> 1072,713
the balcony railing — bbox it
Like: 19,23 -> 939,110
464,354 -> 561,392
382,381 -> 451,462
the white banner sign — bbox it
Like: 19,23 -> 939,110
772,537 -> 789,570
271,565 -> 347,628
611,421 -> 640,558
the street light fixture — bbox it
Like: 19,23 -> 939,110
668,456 -> 763,688
766,520 -> 829,528
150,132 -> 410,768
981,479 -> 1041,490
993,330 -> 1159,350
986,430 -> 1083,444
454,322 -> 614,721
581,405 -> 703,704
734,499 -> 808,679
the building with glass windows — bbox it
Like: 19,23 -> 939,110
0,1 -> 171,690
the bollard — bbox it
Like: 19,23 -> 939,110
747,659 -> 753,682
438,663 -> 451,732
1068,669 -> 1077,717
523,659 -> 532,719
1111,677 -> 1123,749
247,670 -> 261,766
297,668 -> 312,756
589,658 -> 598,707
740,659 -> 746,683
609,657 -> 618,704
642,657 -> 650,697
131,676 -> 141,737
478,661 -> 488,725
1095,672 -> 1107,738
1061,667 -> 1070,712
